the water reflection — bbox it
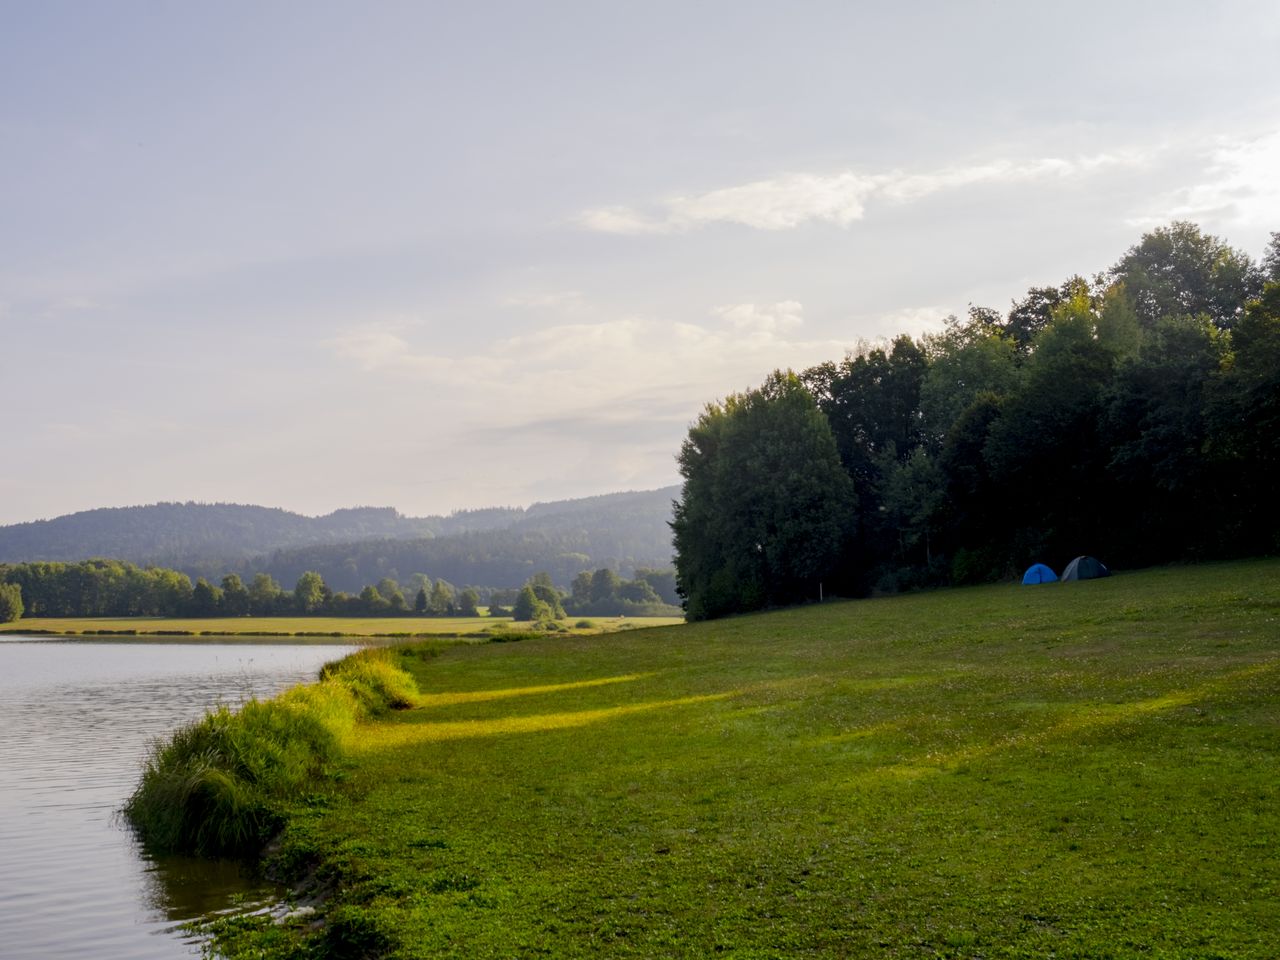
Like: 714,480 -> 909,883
0,637 -> 357,959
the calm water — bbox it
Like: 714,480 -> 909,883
0,637 -> 360,959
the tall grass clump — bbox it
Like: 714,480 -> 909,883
124,648 -> 419,857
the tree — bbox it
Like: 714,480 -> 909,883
376,577 -> 407,612
526,574 -> 565,618
220,574 -> 250,616
190,578 -> 223,617
0,582 -> 22,622
457,588 -> 481,617
920,312 -> 1018,442
589,568 -> 621,604
633,567 -> 679,605
1109,221 -> 1262,329
618,579 -> 660,603
512,585 -> 540,621
429,579 -> 455,616
293,571 -> 327,614
414,586 -> 428,615
1263,232 -> 1280,283
1206,282 -> 1280,549
672,371 -> 857,620
248,573 -> 283,615
984,290 -> 1122,561
359,584 -> 388,613
570,571 -> 593,607
1003,277 -> 1090,350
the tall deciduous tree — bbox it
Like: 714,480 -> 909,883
220,573 -> 250,616
672,371 -> 856,621
293,571 -> 326,614
1109,221 -> 1262,330
0,582 -> 22,622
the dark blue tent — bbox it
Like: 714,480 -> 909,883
1061,556 -> 1110,581
1022,563 -> 1058,584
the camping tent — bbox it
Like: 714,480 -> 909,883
1061,556 -> 1110,581
1021,563 -> 1058,584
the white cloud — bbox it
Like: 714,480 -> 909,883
578,153 -> 1143,235
711,300 -> 805,333
1128,130 -> 1280,233
326,304 -> 850,439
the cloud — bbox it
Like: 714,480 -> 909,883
325,302 -> 848,438
711,300 -> 805,333
1127,130 -> 1280,233
577,153 -> 1141,235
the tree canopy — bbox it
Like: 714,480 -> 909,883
673,223 -> 1280,616
673,371 -> 856,621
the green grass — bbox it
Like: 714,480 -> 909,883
199,560 -> 1279,958
0,614 -> 682,638
125,648 -> 424,857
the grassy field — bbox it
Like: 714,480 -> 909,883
0,614 -> 683,638
201,560 -> 1279,958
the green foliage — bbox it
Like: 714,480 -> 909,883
673,371 -> 856,620
189,577 -> 224,617
2,559 -> 194,617
248,572 -> 283,615
220,573 -> 250,616
1109,220 -> 1262,329
0,582 -> 22,622
124,648 -> 418,857
429,579 -> 455,615
457,587 -> 481,617
293,571 -> 326,614
511,584 -> 540,621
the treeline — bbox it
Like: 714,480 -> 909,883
493,567 -> 681,620
0,558 -> 680,621
0,559 -> 486,619
674,222 -> 1280,620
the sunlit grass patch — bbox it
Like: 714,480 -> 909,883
353,693 -> 733,750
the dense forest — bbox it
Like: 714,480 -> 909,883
674,223 -> 1280,620
0,488 -> 678,588
0,558 -> 680,622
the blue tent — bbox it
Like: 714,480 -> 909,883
1022,563 -> 1058,584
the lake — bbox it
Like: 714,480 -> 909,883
0,636 -> 360,958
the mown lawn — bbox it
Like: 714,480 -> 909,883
0,614 -> 682,638
212,560 -> 1278,958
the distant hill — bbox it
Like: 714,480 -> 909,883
239,487 -> 680,592
0,488 -> 679,590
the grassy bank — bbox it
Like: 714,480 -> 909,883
0,614 -> 683,638
124,647 -> 423,857
198,560 -> 1277,957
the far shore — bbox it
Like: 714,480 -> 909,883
0,614 -> 684,640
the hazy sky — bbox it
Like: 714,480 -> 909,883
3,1 -> 1279,524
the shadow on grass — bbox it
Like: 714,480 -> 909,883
864,659 -> 1279,785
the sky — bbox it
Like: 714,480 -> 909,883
3,1 -> 1279,525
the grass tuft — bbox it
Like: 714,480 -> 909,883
124,648 -> 420,857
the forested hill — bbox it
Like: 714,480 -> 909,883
0,488 -> 678,585
233,486 -> 679,593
